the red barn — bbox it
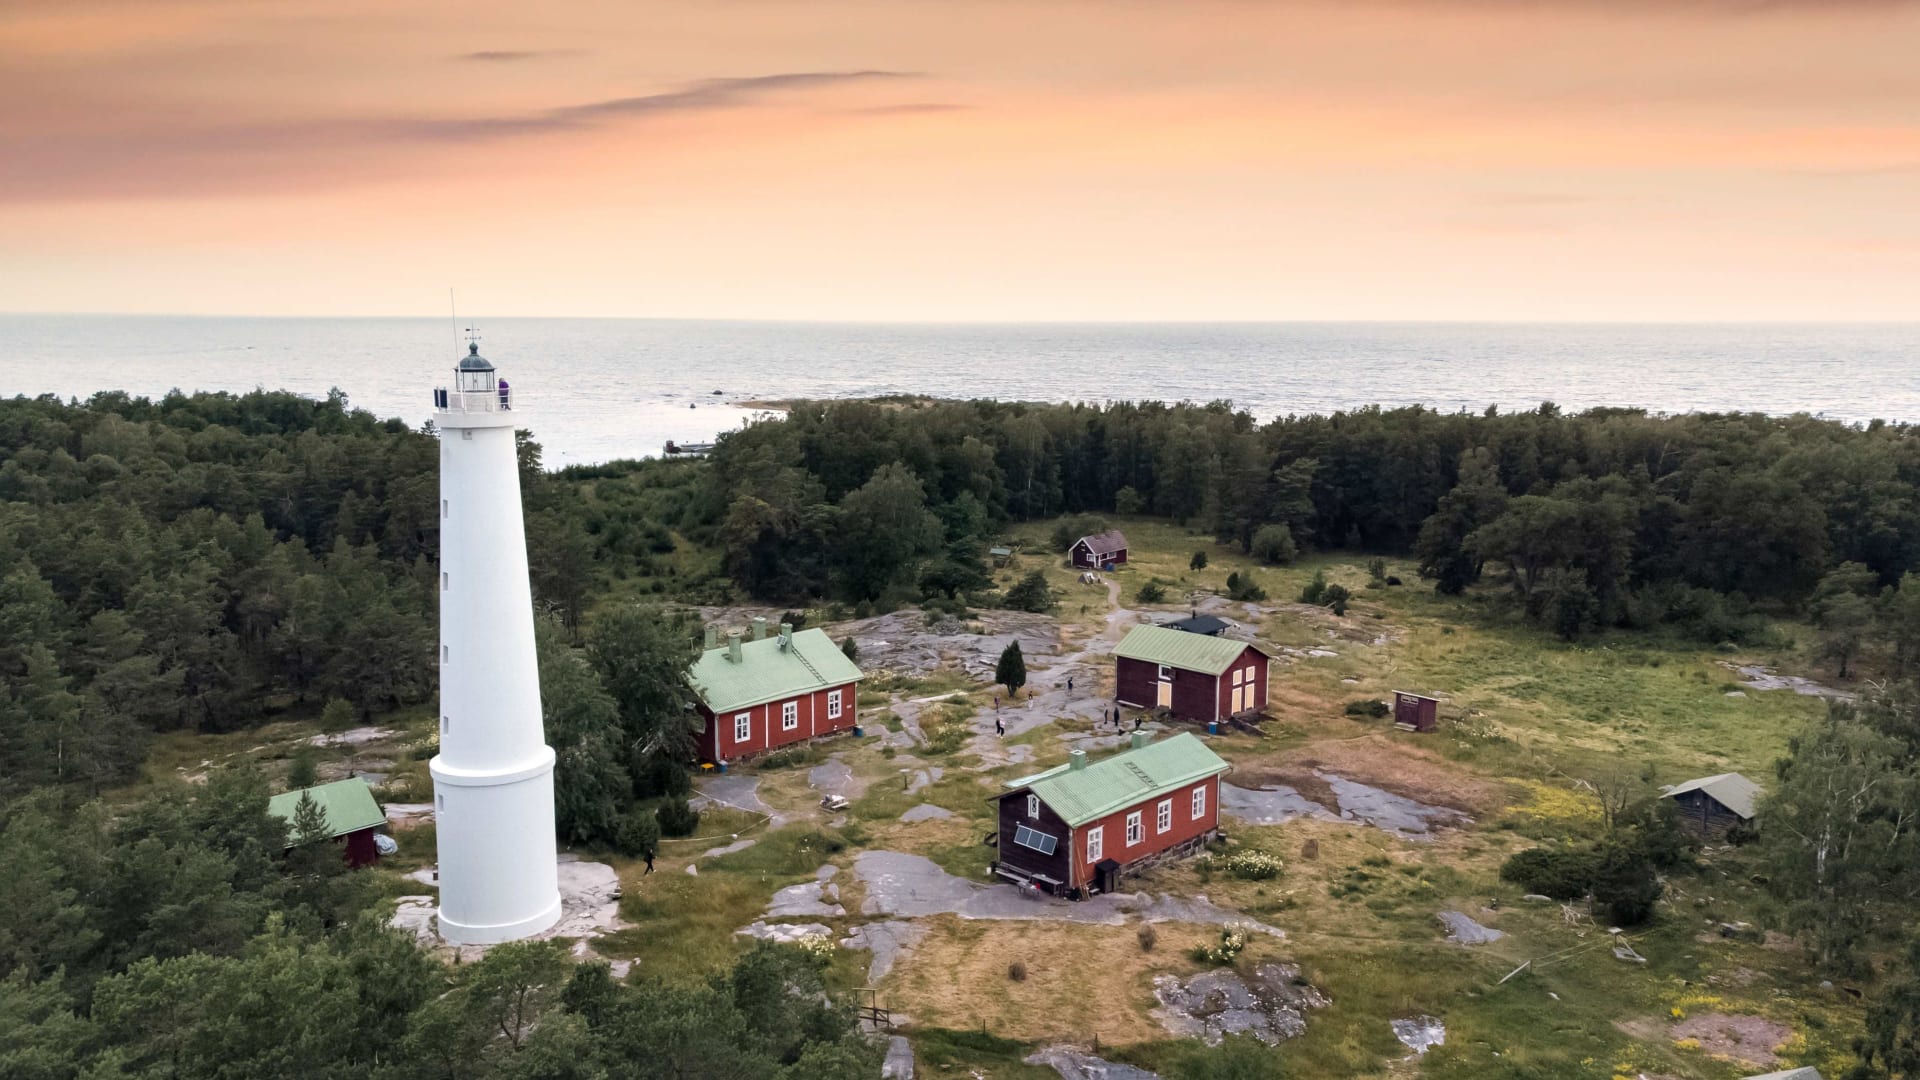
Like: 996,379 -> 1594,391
269,777 -> 387,868
689,619 -> 865,764
1113,624 -> 1269,724
1069,529 -> 1129,569
992,731 -> 1228,897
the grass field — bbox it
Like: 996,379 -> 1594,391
144,513 -> 1861,1078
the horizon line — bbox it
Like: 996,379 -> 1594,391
4,311 -> 1919,328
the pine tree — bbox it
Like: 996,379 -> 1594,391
996,641 -> 1027,698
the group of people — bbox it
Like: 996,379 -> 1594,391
990,675 -> 1137,736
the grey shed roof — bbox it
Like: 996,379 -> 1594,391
1661,772 -> 1760,820
456,342 -> 494,371
1740,1068 -> 1822,1080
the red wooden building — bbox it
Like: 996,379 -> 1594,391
1069,529 -> 1129,569
1113,624 -> 1269,724
269,777 -> 388,868
1393,691 -> 1440,732
993,731 -> 1228,896
689,619 -> 865,764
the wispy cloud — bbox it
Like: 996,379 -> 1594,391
454,49 -> 585,63
840,102 -> 970,115
0,70 -> 925,200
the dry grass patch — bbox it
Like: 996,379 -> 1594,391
1231,734 -> 1514,817
887,915 -> 1220,1045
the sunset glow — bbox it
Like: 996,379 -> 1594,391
4,0 -> 1917,320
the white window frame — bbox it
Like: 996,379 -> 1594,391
1157,799 -> 1172,834
1086,826 -> 1103,863
1125,811 -> 1143,846
827,689 -> 843,720
734,712 -> 751,743
1027,794 -> 1040,819
781,700 -> 799,731
1157,663 -> 1172,681
1192,785 -> 1207,820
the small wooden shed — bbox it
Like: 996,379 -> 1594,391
269,777 -> 388,868
1661,772 -> 1760,835
1393,691 -> 1440,732
989,546 -> 1014,567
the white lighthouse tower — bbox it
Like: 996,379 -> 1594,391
429,341 -> 562,945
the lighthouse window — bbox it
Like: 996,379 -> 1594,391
436,795 -> 444,812
781,701 -> 798,731
441,715 -> 449,735
441,645 -> 449,664
441,572 -> 448,591
461,430 -> 473,441
441,499 -> 448,518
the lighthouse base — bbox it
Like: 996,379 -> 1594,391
430,748 -> 563,947
439,895 -> 563,945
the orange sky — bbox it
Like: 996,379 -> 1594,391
3,0 -> 1917,320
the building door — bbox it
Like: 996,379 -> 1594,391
1156,679 -> 1173,708
1231,683 -> 1244,713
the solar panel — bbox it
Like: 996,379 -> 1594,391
1013,824 -> 1058,855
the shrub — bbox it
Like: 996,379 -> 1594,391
1226,850 -> 1284,881
320,696 -> 356,734
779,610 -> 808,630
1115,486 -> 1144,515
1322,584 -> 1351,616
1190,926 -> 1250,966
840,637 -> 859,663
1004,570 -> 1054,613
285,745 -> 319,790
1136,580 -> 1168,604
1344,699 -> 1390,719
1227,573 -> 1267,602
1299,571 -> 1328,605
1591,841 -> 1662,926
655,798 -> 701,838
1367,558 -> 1387,583
1008,961 -> 1027,982
1190,550 -> 1209,571
1498,846 -> 1597,900
1250,524 -> 1297,565
1195,854 -> 1214,883
614,809 -> 661,857
1137,925 -> 1157,952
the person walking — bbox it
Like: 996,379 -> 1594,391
995,716 -> 1005,736
642,848 -> 655,875
1067,677 -> 1074,693
994,694 -> 1000,712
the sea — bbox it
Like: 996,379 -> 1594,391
3,316 -> 1916,468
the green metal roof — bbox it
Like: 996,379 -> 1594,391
688,627 -> 864,714
1661,772 -> 1760,820
1005,732 -> 1229,827
268,777 -> 385,840
1113,624 -> 1260,676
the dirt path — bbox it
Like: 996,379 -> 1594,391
969,575 -> 1138,767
